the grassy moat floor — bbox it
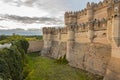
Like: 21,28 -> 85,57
25,52 -> 103,80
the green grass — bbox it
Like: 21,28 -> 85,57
25,53 -> 103,80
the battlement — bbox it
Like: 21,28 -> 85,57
65,0 -> 120,25
43,18 -> 107,36
65,12 -> 77,17
43,27 -> 56,34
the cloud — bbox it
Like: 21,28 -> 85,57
0,1 -> 49,17
0,0 -> 67,30
0,0 -> 68,18
0,19 -> 63,30
0,0 -> 103,30
1,14 -> 63,24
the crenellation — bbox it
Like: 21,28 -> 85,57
77,9 -> 87,19
65,11 -> 77,25
78,23 -> 88,32
43,18 -> 108,35
102,0 -> 108,6
86,2 -> 95,9
97,1 -> 103,9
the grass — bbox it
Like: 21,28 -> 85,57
25,52 -> 103,80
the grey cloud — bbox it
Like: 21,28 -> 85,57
0,0 -> 68,30
0,14 -> 64,25
23,0 -> 37,7
35,0 -> 69,15
2,0 -> 13,3
1,0 -> 68,14
0,26 -> 6,28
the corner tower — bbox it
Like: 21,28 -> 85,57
104,1 -> 120,80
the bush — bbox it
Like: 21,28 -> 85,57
0,35 -> 8,41
0,47 -> 23,80
0,39 -> 30,80
0,40 -> 8,45
56,55 -> 68,64
12,39 -> 29,53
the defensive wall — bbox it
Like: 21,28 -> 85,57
42,0 -> 120,80
28,41 -> 43,53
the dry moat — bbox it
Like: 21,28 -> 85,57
25,52 -> 103,80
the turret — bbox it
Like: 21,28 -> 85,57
87,2 -> 94,21
65,12 -> 69,25
41,27 -> 54,56
67,25 -> 75,41
43,27 -> 47,40
57,28 -> 61,44
66,25 -> 75,61
104,1 -> 120,80
87,21 -> 94,42
112,2 -> 120,47
64,12 -> 77,25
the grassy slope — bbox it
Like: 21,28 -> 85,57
25,53 -> 103,80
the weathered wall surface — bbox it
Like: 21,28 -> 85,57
94,7 -> 108,19
28,41 -> 43,53
42,28 -> 112,76
104,57 -> 120,80
75,32 -> 89,43
43,38 -> 111,76
68,42 -> 111,76
61,34 -> 67,42
50,41 -> 67,59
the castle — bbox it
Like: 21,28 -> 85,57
42,0 -> 120,80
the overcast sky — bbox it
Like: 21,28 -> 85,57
0,0 -> 103,30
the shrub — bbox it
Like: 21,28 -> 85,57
12,39 -> 29,53
0,35 -> 8,41
0,39 -> 30,80
56,55 -> 68,64
0,47 -> 23,80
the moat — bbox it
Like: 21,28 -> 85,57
25,52 -> 103,80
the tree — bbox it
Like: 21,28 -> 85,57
0,39 -> 29,80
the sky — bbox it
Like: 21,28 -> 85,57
0,0 -> 103,30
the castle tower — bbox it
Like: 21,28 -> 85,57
46,27 -> 53,51
57,28 -> 61,44
43,28 -> 48,49
66,25 -> 75,61
107,0 -> 114,43
87,2 -> 94,21
65,12 -> 69,25
112,4 -> 120,47
41,27 -> 53,56
65,12 -> 77,25
87,21 -> 94,42
104,1 -> 120,80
